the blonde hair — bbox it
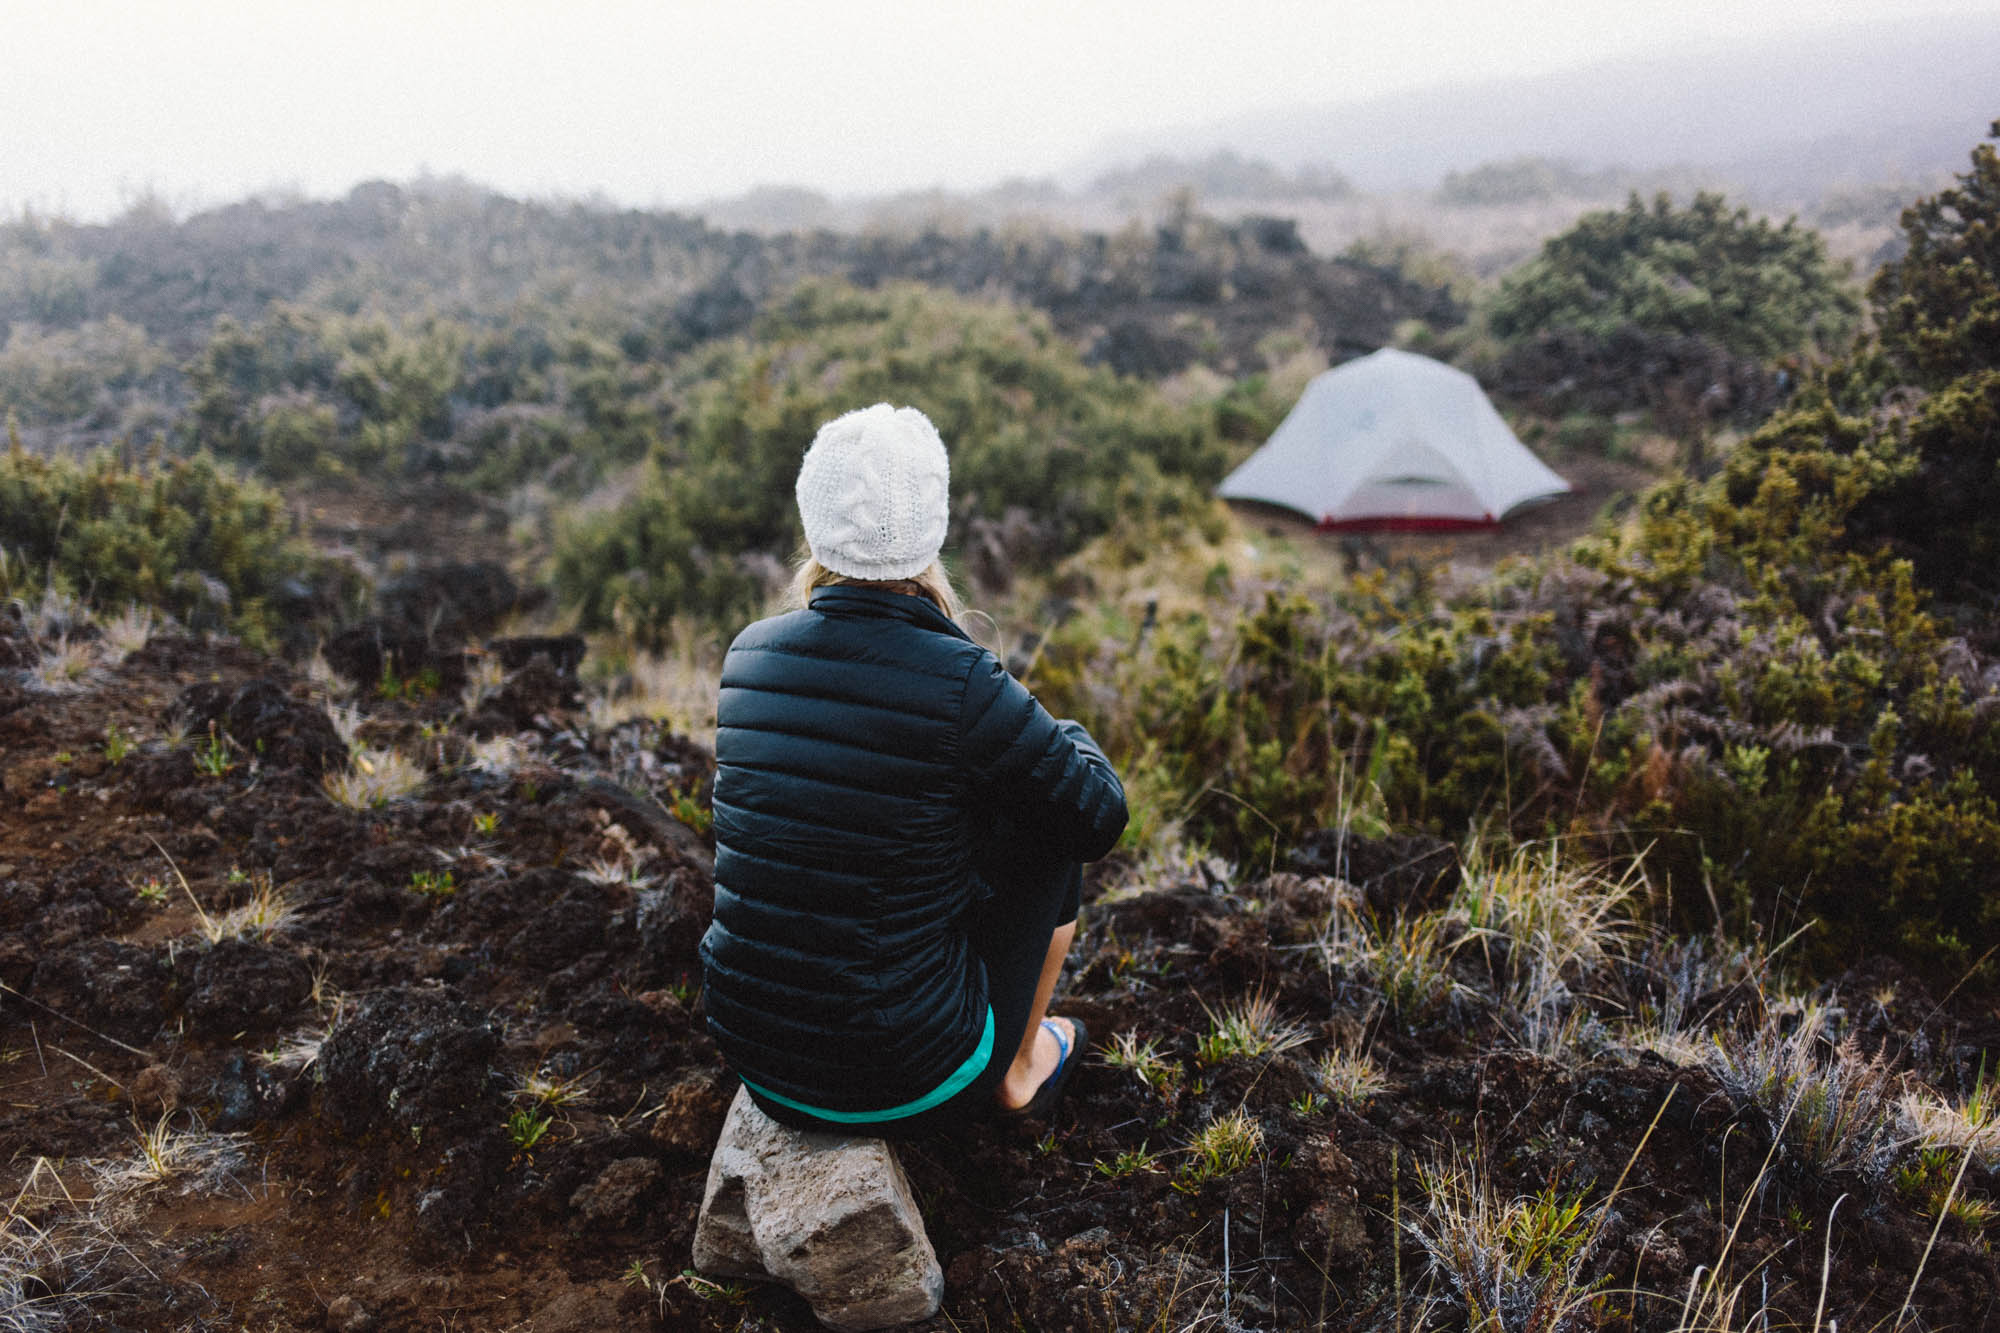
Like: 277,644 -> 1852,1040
792,555 -> 964,622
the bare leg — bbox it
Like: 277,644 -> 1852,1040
995,921 -> 1077,1110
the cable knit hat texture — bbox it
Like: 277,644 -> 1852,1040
795,403 -> 950,581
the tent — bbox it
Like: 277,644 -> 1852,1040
1216,348 -> 1569,529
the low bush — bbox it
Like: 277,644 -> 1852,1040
1032,127 -> 2000,978
554,280 -> 1229,642
0,439 -> 324,647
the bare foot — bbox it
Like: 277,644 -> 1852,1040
994,1016 -> 1075,1111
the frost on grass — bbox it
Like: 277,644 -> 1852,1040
1705,1004 -> 1901,1181
89,1114 -> 253,1222
323,747 -> 426,809
98,605 -> 156,661
0,1208 -> 127,1333
24,636 -> 95,693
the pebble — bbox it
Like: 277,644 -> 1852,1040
324,1294 -> 376,1333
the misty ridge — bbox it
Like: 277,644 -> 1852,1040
704,13 -> 1996,261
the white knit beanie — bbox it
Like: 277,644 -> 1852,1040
795,403 -> 950,581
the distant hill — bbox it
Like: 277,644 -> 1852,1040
1082,13 -> 2000,200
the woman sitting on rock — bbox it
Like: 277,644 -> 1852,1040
699,403 -> 1127,1136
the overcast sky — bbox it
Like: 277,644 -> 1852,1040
4,0 -> 1995,220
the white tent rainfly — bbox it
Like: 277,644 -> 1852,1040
1217,348 -> 1569,529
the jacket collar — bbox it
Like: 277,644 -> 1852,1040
808,585 -> 972,642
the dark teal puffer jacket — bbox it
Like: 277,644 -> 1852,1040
698,585 -> 1127,1113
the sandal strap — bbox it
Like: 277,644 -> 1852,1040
1042,1017 -> 1073,1070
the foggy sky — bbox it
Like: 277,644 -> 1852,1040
4,0 -> 1996,220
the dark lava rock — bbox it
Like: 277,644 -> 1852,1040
504,886 -> 611,973
323,624 -> 470,693
171,678 -> 347,777
1285,829 -> 1460,916
320,985 -> 504,1136
184,939 -> 313,1035
378,560 -> 519,642
486,634 -> 586,675
634,870 -> 714,977
212,1050 -> 306,1129
26,940 -> 167,1046
568,1156 -> 663,1230
414,1135 -> 510,1251
473,658 -> 581,734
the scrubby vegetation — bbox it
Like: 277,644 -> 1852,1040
553,280 -> 1228,639
1486,191 -> 1859,362
0,439 -> 325,645
1036,123 -> 2000,981
1483,191 -> 1860,439
3,116 -> 1996,1333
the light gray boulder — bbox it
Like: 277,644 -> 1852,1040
691,1087 -> 943,1331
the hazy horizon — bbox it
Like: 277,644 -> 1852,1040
6,0 -> 1998,223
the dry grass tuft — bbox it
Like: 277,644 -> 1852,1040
465,735 -> 525,776
24,636 -> 95,692
1407,1150 -> 1602,1333
207,873 -> 298,943
1899,1077 -> 2000,1166
1178,1109 -> 1262,1188
460,654 -> 508,716
325,701 -> 366,752
1706,1004 -> 1901,1181
305,647 -> 355,699
15,587 -> 89,641
1455,842 -> 1641,985
1312,1042 -> 1389,1110
258,1029 -> 330,1074
97,605 -> 155,661
90,1113 -> 251,1213
590,641 -> 722,749
1319,904 -> 1471,1029
515,1068 -> 597,1110
1195,989 -> 1311,1064
1,1200 -> 126,1333
323,747 -> 427,809
1102,1030 -> 1181,1096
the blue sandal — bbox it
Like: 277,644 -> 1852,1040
996,1017 -> 1087,1121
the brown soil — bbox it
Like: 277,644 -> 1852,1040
2,607 -> 1993,1332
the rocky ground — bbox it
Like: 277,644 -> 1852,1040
2,603 -> 1996,1331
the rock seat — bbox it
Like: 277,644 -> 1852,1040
691,1086 -> 943,1331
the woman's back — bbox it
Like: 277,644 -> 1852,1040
701,583 -> 1125,1117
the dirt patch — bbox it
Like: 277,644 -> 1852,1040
1,614 -> 1992,1331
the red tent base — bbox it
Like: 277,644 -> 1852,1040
1316,515 -> 1499,533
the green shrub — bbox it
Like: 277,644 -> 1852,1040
0,438 -> 320,647
554,280 -> 1228,642
1486,191 -> 1859,361
1036,129 -> 2000,978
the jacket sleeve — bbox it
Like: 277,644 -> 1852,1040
959,649 -> 1128,863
